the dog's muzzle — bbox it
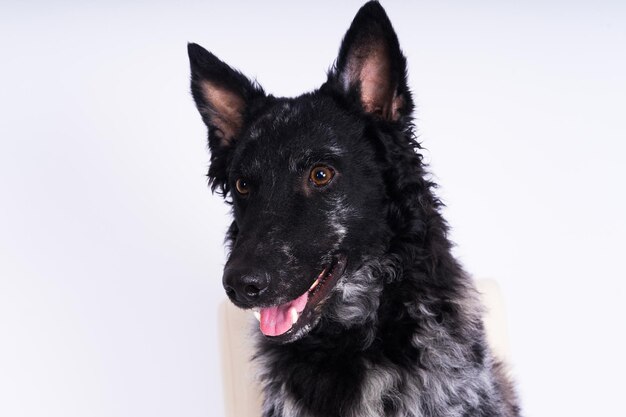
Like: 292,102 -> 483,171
222,266 -> 270,306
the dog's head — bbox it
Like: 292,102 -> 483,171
189,2 -> 418,343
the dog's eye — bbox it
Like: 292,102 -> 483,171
309,166 -> 334,187
235,178 -> 250,196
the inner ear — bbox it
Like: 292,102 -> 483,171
198,80 -> 246,145
188,42 -> 264,150
330,2 -> 410,122
344,41 -> 404,121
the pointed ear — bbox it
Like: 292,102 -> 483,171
188,43 -> 264,149
188,43 -> 264,195
329,1 -> 412,121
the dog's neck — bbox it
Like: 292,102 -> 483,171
254,259 -> 487,417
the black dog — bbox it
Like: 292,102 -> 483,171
188,2 -> 520,416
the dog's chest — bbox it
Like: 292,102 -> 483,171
260,353 -> 420,417
260,349 -> 494,417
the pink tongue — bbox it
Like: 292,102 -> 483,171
259,291 -> 309,337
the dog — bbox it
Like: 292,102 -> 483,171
188,2 -> 520,416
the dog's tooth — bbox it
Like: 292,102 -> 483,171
309,278 -> 320,291
253,311 -> 261,322
290,307 -> 299,325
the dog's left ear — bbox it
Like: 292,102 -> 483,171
327,1 -> 413,122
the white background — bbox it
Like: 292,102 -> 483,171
1,1 -> 625,416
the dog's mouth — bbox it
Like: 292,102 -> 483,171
253,255 -> 347,342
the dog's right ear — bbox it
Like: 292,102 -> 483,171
188,43 -> 264,194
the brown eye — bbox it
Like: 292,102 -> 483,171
309,165 -> 334,187
235,178 -> 250,195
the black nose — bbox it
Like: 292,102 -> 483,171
222,267 -> 269,304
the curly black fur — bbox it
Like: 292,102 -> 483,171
188,2 -> 520,416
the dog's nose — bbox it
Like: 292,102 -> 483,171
222,267 -> 269,304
